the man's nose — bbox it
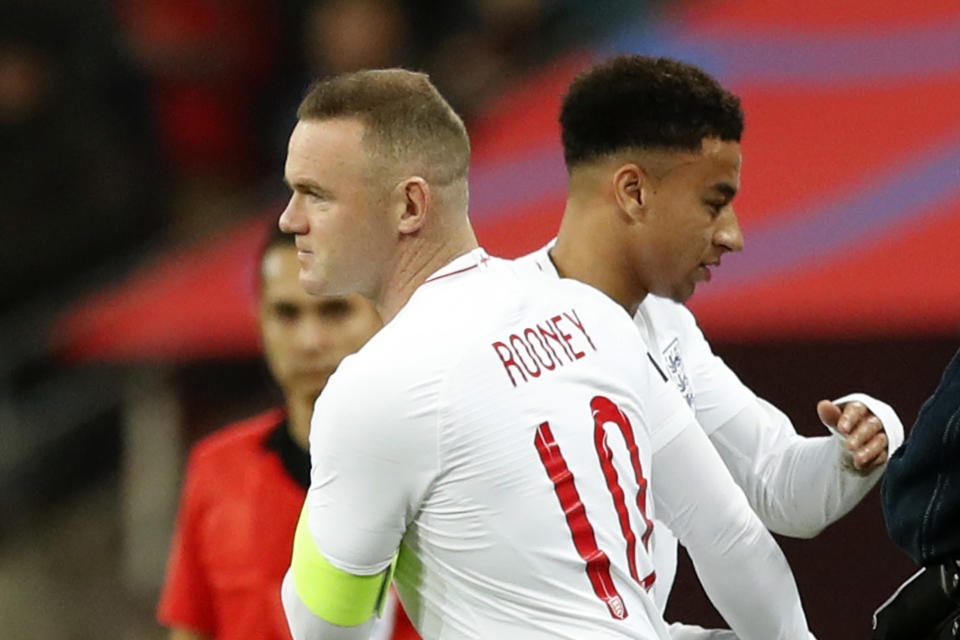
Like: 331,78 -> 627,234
296,319 -> 333,353
279,195 -> 305,234
716,205 -> 744,253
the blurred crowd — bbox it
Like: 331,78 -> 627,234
2,2 -> 957,638
0,0 -> 645,315
0,3 -> 650,635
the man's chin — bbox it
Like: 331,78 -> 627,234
300,273 -> 362,298
295,379 -> 330,403
652,283 -> 696,304
676,287 -> 696,303
299,273 -> 328,296
300,273 -> 348,298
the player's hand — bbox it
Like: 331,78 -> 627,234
816,399 -> 888,472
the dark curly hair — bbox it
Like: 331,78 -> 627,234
560,55 -> 743,169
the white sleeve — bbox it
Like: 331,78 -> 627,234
282,570 -> 379,640
305,366 -> 439,575
672,301 -> 905,538
368,589 -> 398,640
653,421 -> 813,640
707,394 -> 903,539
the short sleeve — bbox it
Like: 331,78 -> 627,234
304,359 -> 441,576
157,452 -> 216,633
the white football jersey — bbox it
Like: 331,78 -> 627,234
304,248 -> 698,639
517,242 -> 752,431
516,243 -> 754,608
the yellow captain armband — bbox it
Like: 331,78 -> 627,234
291,505 -> 397,626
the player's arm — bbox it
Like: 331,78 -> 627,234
653,417 -> 814,640
281,362 -> 436,640
281,505 -> 392,640
706,394 -> 903,539
666,624 -> 737,640
676,304 -> 903,537
640,348 -> 812,639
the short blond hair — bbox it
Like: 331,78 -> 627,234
297,69 -> 470,186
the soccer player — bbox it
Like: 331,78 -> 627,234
515,54 -> 905,638
277,69 -> 813,639
157,227 -> 404,640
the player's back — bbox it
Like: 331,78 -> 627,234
309,249 -> 681,639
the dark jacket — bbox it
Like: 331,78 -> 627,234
883,346 -> 960,566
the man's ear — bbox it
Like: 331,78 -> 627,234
396,177 -> 429,235
612,163 -> 649,223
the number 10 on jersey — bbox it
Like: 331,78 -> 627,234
533,395 -> 656,620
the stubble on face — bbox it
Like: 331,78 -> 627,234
259,246 -> 382,401
283,118 -> 393,300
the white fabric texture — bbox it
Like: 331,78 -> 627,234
708,396 -> 895,540
641,296 -> 901,634
518,242 -> 901,638
667,623 -> 738,639
281,570 -> 377,640
296,250 -> 692,639
516,246 -> 813,638
653,425 -> 811,640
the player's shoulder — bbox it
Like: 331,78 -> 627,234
189,407 -> 284,466
486,255 -> 639,344
512,240 -> 558,278
314,287 -> 466,421
359,251 -> 529,358
327,247 -> 642,389
491,262 -> 651,377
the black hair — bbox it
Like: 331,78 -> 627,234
559,55 -> 744,168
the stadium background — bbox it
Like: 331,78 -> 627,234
1,0 -> 958,637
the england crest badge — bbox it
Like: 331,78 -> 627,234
663,338 -> 694,407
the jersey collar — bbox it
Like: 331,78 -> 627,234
422,247 -> 491,285
531,238 -> 560,277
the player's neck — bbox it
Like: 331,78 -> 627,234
285,394 -> 313,452
377,221 -> 479,323
553,200 -> 649,317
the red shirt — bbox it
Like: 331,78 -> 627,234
158,409 -> 304,638
158,409 -> 420,639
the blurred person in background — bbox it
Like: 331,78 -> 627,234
259,0 -> 639,169
421,0 -> 551,122
111,0 -> 282,241
300,0 -> 411,79
420,0 -> 654,123
0,0 -> 165,310
157,227 -> 417,640
258,0 -> 414,180
516,54 -> 905,639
